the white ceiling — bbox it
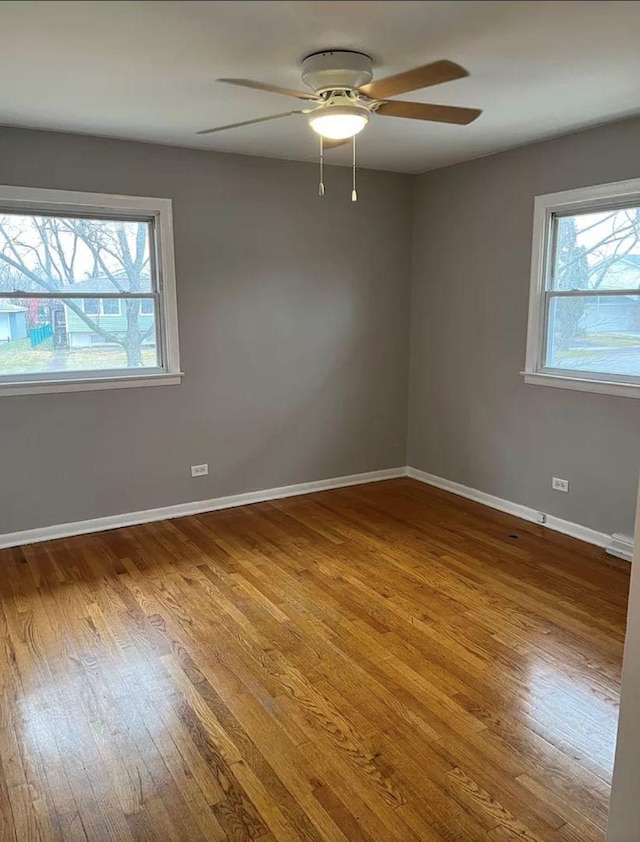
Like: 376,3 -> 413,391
2,0 -> 640,173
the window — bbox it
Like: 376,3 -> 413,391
524,179 -> 640,398
0,185 -> 181,396
83,299 -> 100,315
101,298 -> 121,316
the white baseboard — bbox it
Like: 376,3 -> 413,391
406,467 -> 634,562
0,467 -> 406,550
608,533 -> 635,562
3,464 -> 633,563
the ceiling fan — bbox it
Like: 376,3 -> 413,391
198,50 -> 482,149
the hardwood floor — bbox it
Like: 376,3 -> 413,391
0,478 -> 630,842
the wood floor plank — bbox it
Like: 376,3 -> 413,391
0,479 -> 629,841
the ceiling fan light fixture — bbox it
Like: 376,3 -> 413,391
308,105 -> 369,140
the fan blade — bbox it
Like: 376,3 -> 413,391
323,138 -> 350,150
359,60 -> 468,100
197,110 -> 303,135
376,100 -> 481,125
218,78 -> 318,101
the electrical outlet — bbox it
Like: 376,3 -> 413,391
552,477 -> 569,493
191,464 -> 208,478
536,512 -> 547,524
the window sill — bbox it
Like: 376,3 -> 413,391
0,371 -> 184,397
522,371 -> 640,399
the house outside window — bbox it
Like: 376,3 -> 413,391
524,178 -> 640,399
0,186 -> 181,396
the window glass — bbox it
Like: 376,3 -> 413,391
546,294 -> 640,376
0,214 -> 153,293
542,205 -> 640,382
0,297 -> 159,375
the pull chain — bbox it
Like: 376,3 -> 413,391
319,135 -> 325,196
351,135 -> 358,202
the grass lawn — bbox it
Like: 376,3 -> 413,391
557,331 -> 640,359
0,337 -> 54,373
582,332 -> 640,347
64,345 -> 158,370
0,337 -> 157,374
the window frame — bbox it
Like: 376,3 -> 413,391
0,185 -> 182,397
523,178 -> 640,399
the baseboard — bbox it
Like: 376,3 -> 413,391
608,533 -> 635,562
3,465 -> 633,562
406,467 -> 634,562
0,467 -> 406,550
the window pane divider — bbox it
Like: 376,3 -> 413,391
0,205 -> 155,224
546,288 -> 639,298
3,291 -> 157,299
539,365 -> 640,385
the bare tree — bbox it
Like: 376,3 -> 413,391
552,208 -> 640,351
555,208 -> 640,290
0,215 -> 153,366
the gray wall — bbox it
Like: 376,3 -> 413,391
0,127 -> 412,534
409,117 -> 640,538
3,117 -> 640,539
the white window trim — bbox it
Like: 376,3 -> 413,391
523,177 -> 640,400
0,185 -> 182,396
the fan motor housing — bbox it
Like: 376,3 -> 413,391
302,50 -> 373,94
